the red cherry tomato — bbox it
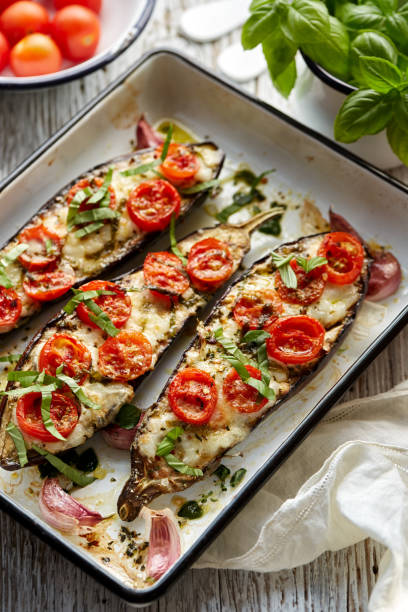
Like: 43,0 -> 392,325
0,31 -> 9,71
0,1 -> 15,14
10,33 -> 61,76
265,315 -> 325,365
38,333 -> 92,383
17,224 -> 62,271
186,237 -> 233,292
318,232 -> 364,285
127,179 -> 181,233
275,258 -> 327,305
143,251 -> 189,303
66,177 -> 116,224
0,286 -> 22,331
233,290 -> 283,330
156,143 -> 199,186
223,365 -> 268,414
23,267 -> 75,302
0,1 -> 49,46
98,331 -> 153,382
16,391 -> 79,442
168,367 -> 218,425
52,5 -> 100,62
76,280 -> 131,329
53,0 -> 102,14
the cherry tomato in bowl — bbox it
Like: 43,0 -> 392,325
0,1 -> 50,46
10,33 -> 62,77
52,5 -> 100,62
0,32 -> 9,71
54,0 -> 102,13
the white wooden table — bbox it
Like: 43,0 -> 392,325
1,1 -> 407,609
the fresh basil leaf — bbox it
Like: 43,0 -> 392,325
160,123 -> 173,162
243,330 -> 271,344
74,222 -> 105,239
262,28 -> 297,81
32,444 -> 95,487
120,160 -> 160,177
69,207 -> 118,229
169,214 -> 187,266
56,373 -> 100,411
7,370 -> 41,387
181,179 -> 220,195
41,390 -> 66,441
87,167 -> 113,205
272,252 -> 297,288
0,353 -> 22,363
256,342 -> 271,385
386,118 -> 408,165
285,0 -> 330,43
230,468 -> 247,488
114,403 -> 142,430
296,255 -> 328,273
214,328 -> 254,366
6,423 -> 28,467
385,7 -> 408,55
394,92 -> 408,132
66,187 -> 93,225
273,59 -> 297,98
1,382 -> 58,399
371,0 -> 397,15
334,89 -> 394,143
177,500 -> 203,519
163,453 -> 203,477
156,426 -> 184,457
340,2 -> 385,31
214,464 -> 231,481
250,0 -> 274,10
350,31 -> 398,84
84,299 -> 119,337
64,289 -> 116,315
358,56 -> 402,92
302,16 -> 350,81
242,2 -> 280,49
224,355 -> 275,401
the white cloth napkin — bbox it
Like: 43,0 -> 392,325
195,381 -> 408,612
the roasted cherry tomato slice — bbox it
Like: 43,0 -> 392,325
157,143 -> 199,186
0,286 -> 22,331
223,365 -> 268,414
168,367 -> 218,425
265,315 -> 325,365
186,238 -> 233,292
318,232 -> 364,285
233,290 -> 283,330
23,267 -> 75,302
275,258 -> 327,305
98,331 -> 152,382
38,333 -> 92,383
18,224 -> 62,271
16,391 -> 79,443
76,280 -> 132,329
143,251 -> 190,303
66,177 -> 116,224
127,179 -> 181,233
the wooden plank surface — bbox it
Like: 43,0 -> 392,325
0,1 -> 406,610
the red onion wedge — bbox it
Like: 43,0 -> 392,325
39,478 -> 103,533
101,424 -> 140,450
329,208 -> 402,301
141,507 -> 181,580
136,116 -> 163,150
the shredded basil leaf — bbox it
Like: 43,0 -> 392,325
214,464 -> 230,481
56,373 -> 100,411
120,160 -> 161,177
84,298 -> 120,337
214,328 -> 255,367
32,444 -> 95,487
169,214 -> 187,266
163,453 -> 203,477
160,123 -> 173,161
114,403 -> 142,430
87,167 -> 113,205
40,389 -> 66,441
0,244 -> 28,288
156,426 -> 184,457
64,289 -> 115,315
6,423 -> 28,467
216,169 -> 275,223
66,187 -> 93,225
68,207 -> 118,230
74,222 -> 105,239
177,500 -> 203,519
230,468 -> 247,488
0,353 -> 22,363
181,179 -> 220,195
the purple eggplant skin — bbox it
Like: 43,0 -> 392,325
0,220 -> 256,471
0,142 -> 225,335
117,233 -> 372,522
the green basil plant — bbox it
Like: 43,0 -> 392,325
242,0 -> 408,165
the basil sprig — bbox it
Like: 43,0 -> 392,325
32,444 -> 95,487
6,423 -> 28,467
272,252 -> 327,289
169,214 -> 187,266
156,427 -> 204,477
64,288 -> 119,336
121,124 -> 173,177
242,0 -> 408,165
216,169 -> 275,223
0,244 -> 28,288
214,328 -> 275,401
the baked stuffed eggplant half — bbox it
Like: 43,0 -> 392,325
0,139 -> 224,334
118,231 -> 371,521
0,210 -> 283,471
